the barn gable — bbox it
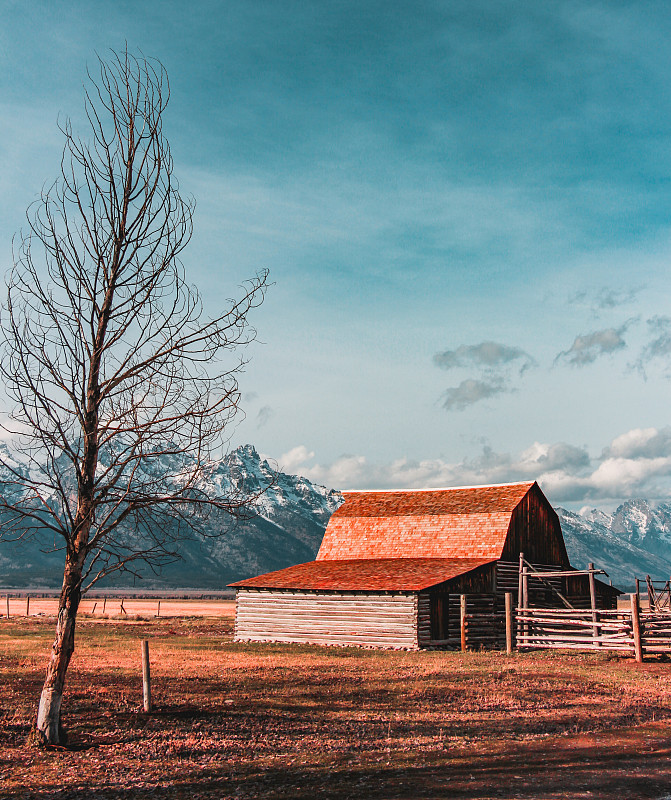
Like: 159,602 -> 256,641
501,482 -> 569,566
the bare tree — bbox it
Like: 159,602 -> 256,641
0,49 -> 268,745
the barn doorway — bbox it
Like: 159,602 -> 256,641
430,592 -> 450,641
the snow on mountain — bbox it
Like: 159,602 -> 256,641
0,444 -> 343,589
2,442 -> 671,591
558,502 -> 671,589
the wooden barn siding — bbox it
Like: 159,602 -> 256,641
502,486 -> 569,566
565,574 -> 619,609
418,592 -> 501,648
234,589 -> 420,649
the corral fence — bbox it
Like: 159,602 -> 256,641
457,557 -> 671,661
515,604 -> 671,661
458,595 -> 671,662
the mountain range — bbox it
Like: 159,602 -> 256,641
0,444 -> 669,591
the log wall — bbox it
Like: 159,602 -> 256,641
234,589 -> 419,649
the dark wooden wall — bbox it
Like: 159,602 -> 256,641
501,484 -> 569,566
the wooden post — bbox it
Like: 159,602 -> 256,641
522,566 -> 529,644
588,562 -> 600,647
25,595 -> 30,616
120,599 -> 126,615
516,552 -> 524,641
5,595 -> 9,619
157,600 -> 161,617
631,593 -> 643,663
102,597 -> 107,614
646,576 -> 654,612
635,578 -> 640,607
460,594 -> 467,652
505,592 -> 513,654
92,602 -> 97,615
141,639 -> 151,712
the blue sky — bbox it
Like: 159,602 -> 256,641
2,0 -> 671,507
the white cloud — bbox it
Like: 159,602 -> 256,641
279,445 -> 315,474
634,316 -> 671,376
603,427 -> 671,459
434,341 -> 535,373
440,377 -> 507,411
555,324 -> 629,366
434,341 -> 536,413
280,427 -> 671,504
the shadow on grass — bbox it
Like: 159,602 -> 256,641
7,728 -> 671,800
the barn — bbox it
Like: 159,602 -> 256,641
231,481 -> 619,650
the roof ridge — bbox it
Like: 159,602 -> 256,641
342,480 -> 536,494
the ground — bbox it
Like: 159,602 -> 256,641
2,602 -> 671,799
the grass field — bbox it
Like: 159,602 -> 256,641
3,606 -> 671,799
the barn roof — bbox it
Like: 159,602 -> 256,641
316,481 -> 536,561
229,557 -> 496,592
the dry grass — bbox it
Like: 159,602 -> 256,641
3,614 -> 671,799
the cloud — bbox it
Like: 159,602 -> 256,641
555,324 -> 629,366
568,286 -> 642,314
602,427 -> 671,460
433,341 -> 536,412
440,378 -> 506,411
433,341 -> 536,374
279,445 -> 315,473
256,405 -> 274,428
594,287 -> 641,310
634,317 -> 671,376
279,427 -> 671,504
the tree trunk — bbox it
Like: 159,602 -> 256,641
35,557 -> 83,745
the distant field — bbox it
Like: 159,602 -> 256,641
3,612 -> 671,799
2,595 -> 236,619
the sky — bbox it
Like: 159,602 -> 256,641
1,0 -> 671,509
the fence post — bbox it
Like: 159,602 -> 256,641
631,593 -> 643,663
5,595 -> 9,619
517,553 -> 524,642
522,565 -> 528,642
25,595 -> 30,617
588,562 -> 600,647
460,595 -> 467,652
157,600 -> 161,617
505,592 -> 513,654
141,639 -> 151,712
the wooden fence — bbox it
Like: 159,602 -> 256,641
514,602 -> 671,661
456,592 -> 671,661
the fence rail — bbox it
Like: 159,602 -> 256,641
456,592 -> 671,660
514,606 -> 671,658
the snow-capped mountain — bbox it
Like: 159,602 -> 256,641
558,501 -> 671,589
1,443 -> 670,591
0,444 -> 343,589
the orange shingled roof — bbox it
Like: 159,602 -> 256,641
229,557 -> 496,591
316,482 -> 535,561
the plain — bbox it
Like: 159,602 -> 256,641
3,605 -> 671,799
